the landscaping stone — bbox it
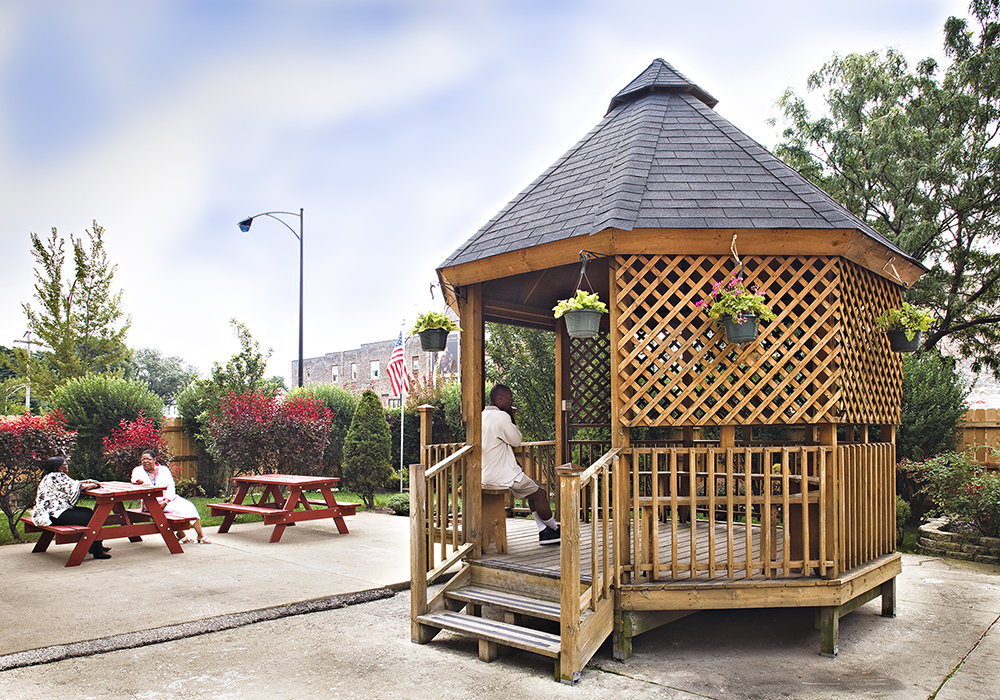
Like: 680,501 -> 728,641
918,517 -> 1000,564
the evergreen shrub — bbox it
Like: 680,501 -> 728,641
387,492 -> 409,516
342,390 -> 392,509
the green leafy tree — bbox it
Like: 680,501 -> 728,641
47,374 -> 163,481
773,10 -> 1000,377
342,389 -> 392,509
485,323 -> 555,441
176,320 -> 276,496
19,222 -> 131,399
211,319 -> 279,396
130,348 -> 199,406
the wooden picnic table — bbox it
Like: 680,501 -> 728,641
21,481 -> 191,567
209,474 -> 357,543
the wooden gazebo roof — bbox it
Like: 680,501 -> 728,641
438,58 -> 923,297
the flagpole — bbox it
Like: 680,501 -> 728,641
399,383 -> 406,493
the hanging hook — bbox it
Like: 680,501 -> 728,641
575,251 -> 600,293
730,233 -> 744,280
882,257 -> 907,288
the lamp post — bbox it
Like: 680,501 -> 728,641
238,208 -> 305,387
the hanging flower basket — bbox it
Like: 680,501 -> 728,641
875,303 -> 931,354
410,311 -> 460,352
562,309 -> 603,339
721,315 -> 759,344
553,290 -> 608,340
887,329 -> 921,353
418,328 -> 449,352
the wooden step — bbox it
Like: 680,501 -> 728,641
417,611 -> 561,658
445,585 -> 561,622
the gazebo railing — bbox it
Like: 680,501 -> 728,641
840,443 -> 896,571
556,449 -> 619,682
410,443 -> 474,642
621,445 -> 839,581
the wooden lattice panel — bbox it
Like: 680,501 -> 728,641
615,254 -> 856,427
569,332 -> 612,428
840,261 -> 904,424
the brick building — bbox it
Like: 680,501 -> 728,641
293,332 -> 459,405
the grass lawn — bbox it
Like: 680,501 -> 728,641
1,489 -> 403,546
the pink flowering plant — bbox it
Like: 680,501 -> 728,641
209,392 -> 333,477
102,411 -> 175,482
695,277 -> 776,324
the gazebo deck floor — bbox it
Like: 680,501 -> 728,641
476,516 -> 814,584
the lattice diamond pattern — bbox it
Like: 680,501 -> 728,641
840,260 -> 904,423
569,332 -> 611,427
615,254 -> 899,427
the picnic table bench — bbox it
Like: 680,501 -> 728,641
21,481 -> 193,567
210,474 -> 356,543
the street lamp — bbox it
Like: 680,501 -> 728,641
237,208 -> 305,387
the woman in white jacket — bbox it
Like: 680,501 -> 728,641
131,449 -> 212,544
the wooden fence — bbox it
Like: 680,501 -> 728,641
958,408 -> 1000,467
163,417 -> 199,480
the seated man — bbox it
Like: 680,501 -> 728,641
482,384 -> 560,545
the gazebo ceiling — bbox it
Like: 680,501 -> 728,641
438,58 -> 925,313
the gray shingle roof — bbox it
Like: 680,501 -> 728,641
439,58 -> 910,271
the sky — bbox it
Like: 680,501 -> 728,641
0,0 -> 973,384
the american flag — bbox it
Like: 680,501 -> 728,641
387,331 -> 409,397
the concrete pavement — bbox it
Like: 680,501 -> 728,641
0,512 -> 998,699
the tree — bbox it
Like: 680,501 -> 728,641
19,222 -> 131,399
176,320 -> 277,496
47,374 -> 164,481
773,10 -> 1000,378
485,323 -> 555,441
898,350 -> 970,461
0,411 -> 77,540
342,389 -> 392,509
131,349 -> 199,406
211,319 -> 279,396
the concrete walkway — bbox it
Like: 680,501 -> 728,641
1,514 -> 998,699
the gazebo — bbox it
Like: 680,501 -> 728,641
409,58 -> 924,683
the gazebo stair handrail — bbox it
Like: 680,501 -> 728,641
425,444 -> 473,479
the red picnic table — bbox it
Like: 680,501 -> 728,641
21,481 -> 192,567
209,474 -> 357,543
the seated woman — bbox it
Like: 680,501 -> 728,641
130,449 -> 212,544
33,456 -> 110,560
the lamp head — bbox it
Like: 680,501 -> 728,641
238,217 -> 254,233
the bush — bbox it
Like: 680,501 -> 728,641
102,411 -> 174,481
898,350 -> 968,461
291,383 -> 357,478
342,390 -> 392,510
901,450 -> 1000,537
176,379 -> 226,497
895,495 -> 911,545
0,411 -> 77,540
48,373 -> 164,481
387,492 -> 409,516
208,392 -> 332,477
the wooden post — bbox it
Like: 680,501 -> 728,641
460,282 -> 484,555
818,423 -> 839,578
558,463 -> 582,683
608,256 -> 631,588
410,462 -> 438,643
418,404 -> 435,463
555,322 -> 570,468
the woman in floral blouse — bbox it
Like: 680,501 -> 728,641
32,456 -> 111,560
